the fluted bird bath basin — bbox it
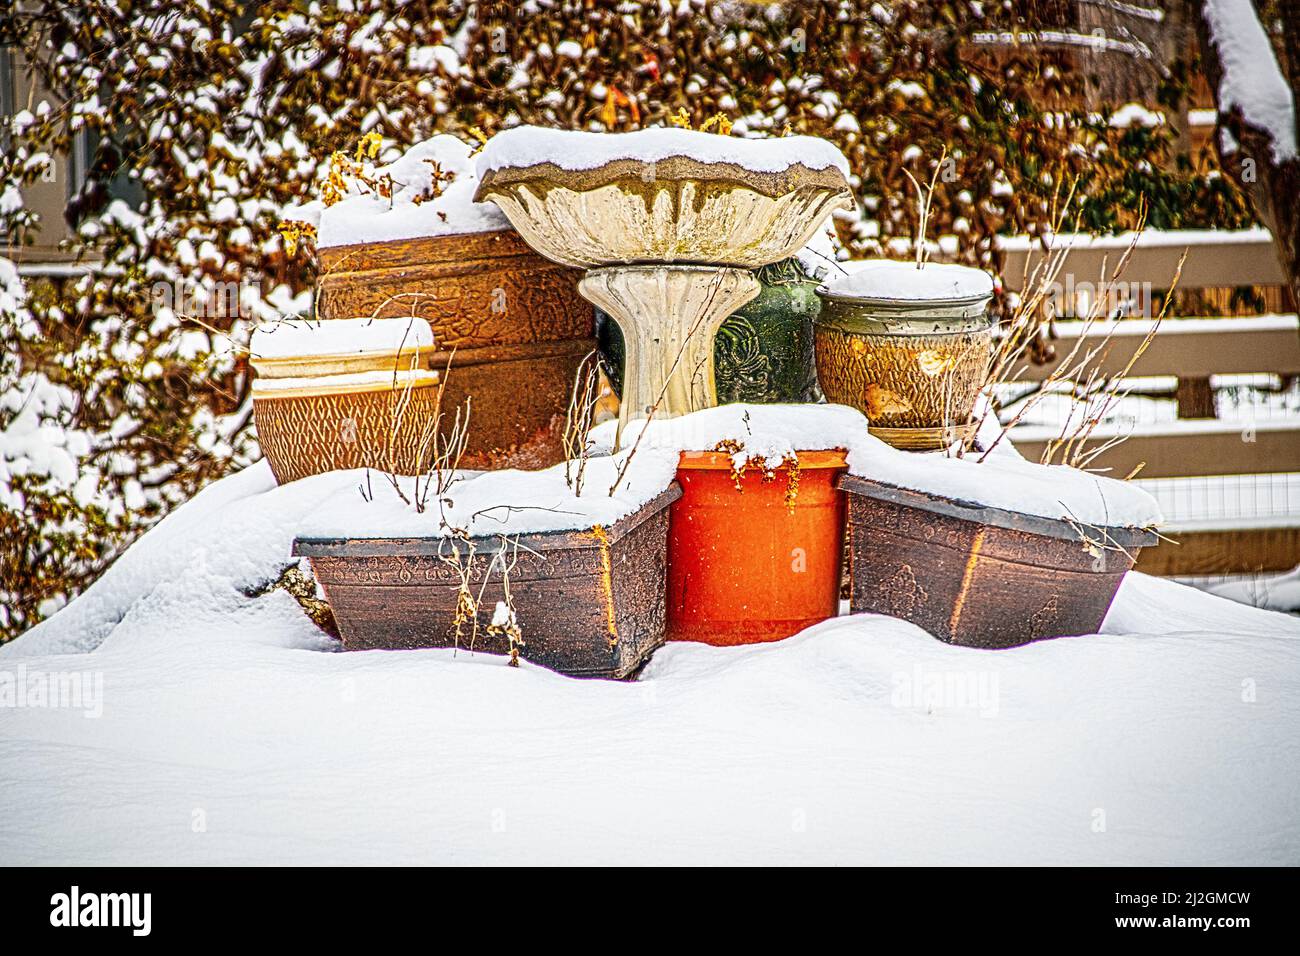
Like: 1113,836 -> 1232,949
475,126 -> 852,443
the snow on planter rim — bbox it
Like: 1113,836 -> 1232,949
474,125 -> 851,184
819,259 -> 995,303
288,403 -> 1159,543
315,135 -> 509,249
249,316 -> 434,360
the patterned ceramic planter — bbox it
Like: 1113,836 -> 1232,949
840,474 -> 1157,648
815,269 -> 994,450
252,370 -> 442,484
316,229 -> 595,469
293,486 -> 682,679
249,321 -> 443,484
598,257 -> 822,406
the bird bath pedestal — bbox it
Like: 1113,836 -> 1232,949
474,127 -> 852,444
577,264 -> 758,424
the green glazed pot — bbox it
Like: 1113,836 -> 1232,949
596,257 -> 822,405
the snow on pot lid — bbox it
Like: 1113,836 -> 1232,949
818,259 -> 994,306
250,317 -> 436,381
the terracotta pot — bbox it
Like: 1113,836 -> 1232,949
840,474 -> 1157,648
317,229 -> 596,469
667,450 -> 847,645
293,486 -> 681,679
815,282 -> 993,450
252,372 -> 441,484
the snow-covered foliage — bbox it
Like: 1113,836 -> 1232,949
0,0 -> 1259,639
0,256 -> 111,633
316,135 -> 509,247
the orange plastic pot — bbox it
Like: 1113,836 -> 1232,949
667,449 -> 847,645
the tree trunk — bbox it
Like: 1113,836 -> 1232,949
1189,0 -> 1300,308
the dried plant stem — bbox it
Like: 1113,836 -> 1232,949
414,350 -> 471,530
901,146 -> 947,269
978,194 -> 1175,468
438,534 -> 479,652
1046,251 -> 1185,470
562,352 -> 599,496
484,536 -> 524,666
968,177 -> 1082,456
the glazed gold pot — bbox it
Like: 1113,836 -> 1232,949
252,371 -> 442,484
815,275 -> 994,450
315,229 -> 594,469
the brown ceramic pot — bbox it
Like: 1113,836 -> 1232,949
317,229 -> 595,469
252,373 -> 441,484
840,474 -> 1156,648
293,486 -> 682,679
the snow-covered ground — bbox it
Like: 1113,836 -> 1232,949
1,458 -> 1297,865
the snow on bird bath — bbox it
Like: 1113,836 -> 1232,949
474,124 -> 852,178
315,135 -> 509,248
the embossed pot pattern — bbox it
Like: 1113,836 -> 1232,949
293,487 -> 682,679
840,474 -> 1156,648
316,229 -> 596,469
253,382 -> 442,484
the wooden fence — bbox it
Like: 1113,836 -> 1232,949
997,230 -> 1300,578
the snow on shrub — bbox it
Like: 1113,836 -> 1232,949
0,0 -> 1259,639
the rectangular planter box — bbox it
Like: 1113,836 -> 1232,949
840,474 -> 1157,648
293,486 -> 680,679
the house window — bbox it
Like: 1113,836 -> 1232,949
68,128 -> 92,203
0,46 -> 15,150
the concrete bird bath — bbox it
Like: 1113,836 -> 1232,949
474,126 -> 852,442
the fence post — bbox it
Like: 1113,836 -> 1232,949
1175,376 -> 1216,418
